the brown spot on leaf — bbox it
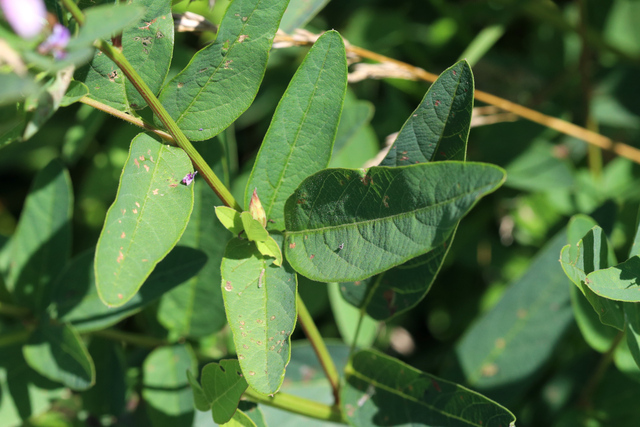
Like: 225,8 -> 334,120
120,232 -> 125,238
225,281 -> 233,291
117,251 -> 124,263
289,242 -> 296,249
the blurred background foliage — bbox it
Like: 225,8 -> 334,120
3,0 -> 640,426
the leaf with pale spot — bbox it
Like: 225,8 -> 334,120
95,133 -> 194,307
221,235 -> 297,395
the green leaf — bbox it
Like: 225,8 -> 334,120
50,246 -> 206,333
187,370 -> 209,412
585,256 -> 640,302
238,402 -> 267,427
339,235 -> 453,321
284,162 -> 505,282
156,0 -> 290,140
68,4 -> 145,49
561,215 -> 624,344
61,104 -> 107,165
624,303 -> 640,369
82,338 -> 127,416
200,360 -> 248,424
329,91 -> 376,169
241,211 -> 271,242
221,410 -> 257,427
342,349 -> 516,427
221,235 -> 297,395
0,104 -> 27,147
59,80 -> 89,107
380,60 -> 474,166
328,282 -> 378,348
23,322 -> 95,391
504,139 -> 574,191
245,30 -> 347,230
157,143 -> 232,338
279,0 -> 331,33
121,0 -> 174,110
216,206 -> 244,235
0,72 -> 40,107
629,206 -> 640,258
451,230 -> 573,405
143,344 -> 197,426
5,159 -> 72,311
95,133 -> 194,307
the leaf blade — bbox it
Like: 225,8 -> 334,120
284,162 -> 505,282
94,133 -> 194,307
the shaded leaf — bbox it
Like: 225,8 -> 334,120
95,133 -> 194,307
245,30 -> 347,230
143,344 -> 197,427
200,360 -> 248,424
82,338 -> 127,416
451,230 -> 573,405
6,159 -> 72,311
51,246 -> 206,333
380,60 -> 473,166
284,162 -> 505,282
68,3 -> 145,48
342,349 -> 516,427
221,235 -> 297,395
221,410 -> 257,427
585,256 -> 640,302
59,80 -> 89,107
156,0 -> 289,140
187,370 -> 210,412
23,322 -> 95,391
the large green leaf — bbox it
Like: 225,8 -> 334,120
121,0 -> 174,110
95,133 -> 195,307
50,246 -> 206,333
199,360 -> 248,424
339,236 -> 453,320
452,230 -> 573,405
221,235 -> 297,395
5,159 -> 72,311
284,162 -> 505,282
245,30 -> 347,230
69,3 -> 145,49
329,90 -> 375,169
380,60 -> 473,166
158,141 -> 231,338
156,0 -> 290,141
222,410 -> 257,427
279,0 -> 331,33
23,322 -> 95,391
342,349 -> 516,427
143,344 -> 197,426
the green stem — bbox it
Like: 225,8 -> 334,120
91,328 -> 169,348
0,302 -> 30,318
60,1 -> 240,210
243,387 -> 345,424
296,293 -> 341,404
0,329 -> 31,348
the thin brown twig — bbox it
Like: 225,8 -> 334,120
273,33 -> 640,165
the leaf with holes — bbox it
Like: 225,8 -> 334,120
342,349 -> 516,427
121,0 -> 174,110
95,133 -> 194,307
380,60 -> 474,166
156,0 -> 289,140
221,235 -> 297,395
245,30 -> 347,230
199,360 -> 248,424
23,322 -> 95,391
284,162 -> 505,282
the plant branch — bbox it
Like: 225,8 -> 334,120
79,96 -> 174,143
274,33 -> 640,165
296,293 -> 341,404
0,329 -> 31,348
243,386 -> 345,424
0,301 -> 30,318
578,329 -> 625,409
60,1 -> 241,211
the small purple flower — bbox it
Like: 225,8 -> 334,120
182,171 -> 198,186
0,0 -> 47,39
38,23 -> 70,59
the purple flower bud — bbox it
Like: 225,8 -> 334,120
38,23 -> 70,59
181,171 -> 197,186
0,0 -> 47,39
